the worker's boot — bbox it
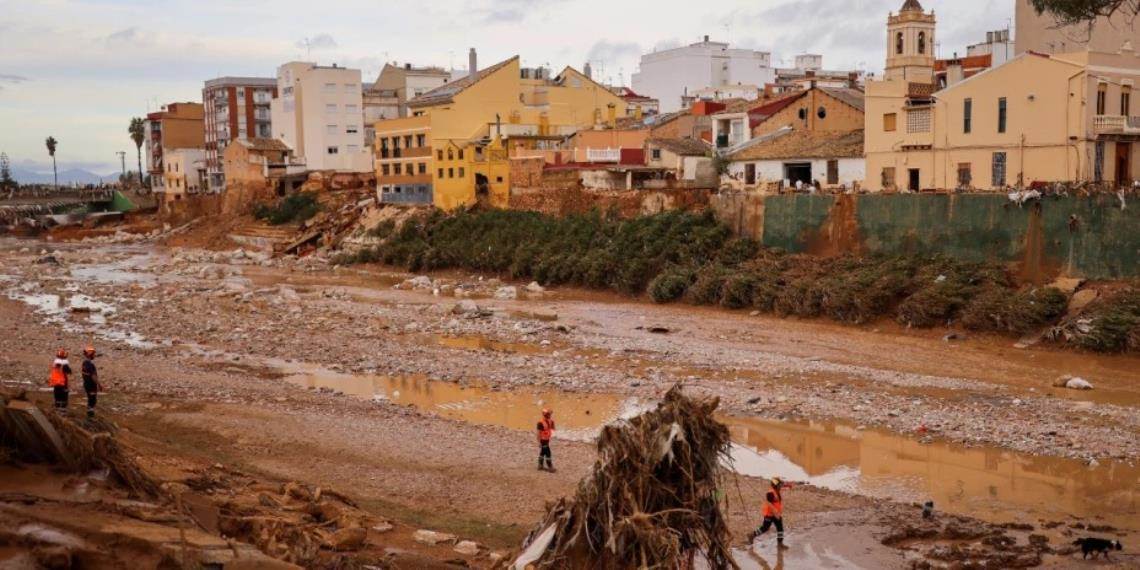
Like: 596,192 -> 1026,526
545,459 -> 555,472
746,530 -> 758,544
777,539 -> 789,550
538,458 -> 545,471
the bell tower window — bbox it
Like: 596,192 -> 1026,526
918,31 -> 926,54
896,32 -> 904,54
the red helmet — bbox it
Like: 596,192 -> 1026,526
83,345 -> 96,357
542,408 -> 553,417
56,348 -> 67,359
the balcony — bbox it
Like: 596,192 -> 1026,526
585,148 -> 621,162
1093,115 -> 1140,136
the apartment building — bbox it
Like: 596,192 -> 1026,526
865,1 -> 1140,191
269,62 -> 372,173
202,77 -> 277,192
163,148 -> 206,198
373,56 -> 630,209
631,37 -> 776,113
144,102 -> 205,194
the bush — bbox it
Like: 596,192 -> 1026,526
1071,288 -> 1140,352
721,273 -> 757,309
649,266 -> 695,303
686,265 -> 729,305
254,192 -> 320,225
961,286 -> 1068,335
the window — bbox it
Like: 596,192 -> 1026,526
963,98 -> 972,133
437,150 -> 444,160
346,125 -> 358,134
883,113 -> 897,132
326,124 -> 338,135
1094,141 -> 1105,182
651,149 -> 662,160
826,160 -> 839,185
918,32 -> 926,54
325,103 -> 337,114
327,146 -> 339,155
1122,86 -> 1132,116
881,167 -> 895,189
1096,84 -> 1107,115
344,83 -> 357,92
324,82 -> 337,92
458,149 -> 464,160
447,150 -> 454,160
448,167 -> 454,178
381,164 -> 390,176
997,98 -> 1007,133
438,168 -> 444,178
992,152 -> 1007,187
347,144 -> 360,154
907,108 -> 931,133
404,135 -> 413,148
957,163 -> 972,187
237,87 -> 245,98
394,163 -> 402,175
416,134 -> 426,147
418,163 -> 427,174
745,163 -> 756,185
817,106 -> 827,119
458,167 -> 465,178
345,104 -> 359,114
896,32 -> 904,55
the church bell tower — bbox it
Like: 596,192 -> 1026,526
885,0 -> 936,83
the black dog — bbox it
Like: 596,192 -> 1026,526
1074,537 -> 1123,560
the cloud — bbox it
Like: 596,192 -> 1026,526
104,26 -> 148,46
586,40 -> 642,65
0,73 -> 29,93
471,0 -> 568,24
482,8 -> 525,23
296,33 -> 337,51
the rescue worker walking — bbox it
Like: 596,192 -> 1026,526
81,345 -> 101,418
748,477 -> 793,549
536,408 -> 555,472
49,349 -> 72,411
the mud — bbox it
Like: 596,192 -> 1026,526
1,236 -> 1139,569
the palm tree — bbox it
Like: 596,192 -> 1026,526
45,136 -> 58,189
128,118 -> 146,187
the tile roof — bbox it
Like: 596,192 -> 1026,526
729,129 -> 864,161
239,138 -> 292,152
648,137 -> 711,156
408,56 -> 519,108
819,87 -> 865,111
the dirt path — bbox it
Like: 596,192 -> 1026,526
1,238 -> 1138,568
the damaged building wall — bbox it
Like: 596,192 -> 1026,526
509,184 -> 709,218
714,192 -> 1140,280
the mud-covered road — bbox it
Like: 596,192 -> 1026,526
1,237 -> 1137,569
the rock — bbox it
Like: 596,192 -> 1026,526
941,332 -> 966,342
489,551 -> 506,563
33,546 -> 72,570
407,276 -> 433,290
1048,276 -> 1084,295
454,540 -> 480,556
328,526 -> 367,551
494,286 -> 518,300
35,255 -> 60,265
451,300 -> 481,315
1067,289 -> 1098,313
1053,375 -> 1093,390
525,281 -> 545,293
371,522 -> 394,533
413,529 -> 457,545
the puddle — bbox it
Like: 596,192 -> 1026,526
6,289 -> 156,349
277,362 -> 1139,532
70,254 -> 159,286
436,335 -> 547,355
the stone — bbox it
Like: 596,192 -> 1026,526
525,281 -> 546,293
1053,375 -> 1093,390
371,522 -> 394,533
1048,276 -> 1084,295
454,540 -> 480,556
328,527 -> 367,551
451,300 -> 480,315
1067,289 -> 1098,313
413,529 -> 457,545
408,276 -> 433,289
494,286 -> 518,300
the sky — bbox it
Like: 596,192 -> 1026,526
0,0 -> 1014,175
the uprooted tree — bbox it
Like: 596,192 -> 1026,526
508,385 -> 738,569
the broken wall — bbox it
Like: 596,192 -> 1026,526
713,192 -> 1140,280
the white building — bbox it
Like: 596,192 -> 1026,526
163,148 -> 206,197
632,37 -> 776,113
270,61 -> 372,172
724,129 -> 865,190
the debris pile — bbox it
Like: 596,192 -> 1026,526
510,385 -> 737,569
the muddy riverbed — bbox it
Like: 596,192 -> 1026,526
1,237 -> 1138,568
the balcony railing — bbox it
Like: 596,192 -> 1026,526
585,148 -> 621,162
1093,115 -> 1140,134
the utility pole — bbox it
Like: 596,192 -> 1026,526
116,151 -> 126,185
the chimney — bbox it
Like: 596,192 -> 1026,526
468,48 -> 478,77
947,62 -> 964,86
404,63 -> 411,70
704,35 -> 710,43
583,61 -> 593,79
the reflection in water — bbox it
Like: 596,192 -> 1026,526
729,416 -> 1140,531
280,362 -> 1139,531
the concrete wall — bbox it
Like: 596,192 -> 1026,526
710,192 -> 1139,280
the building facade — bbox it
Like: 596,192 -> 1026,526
162,148 -> 206,198
269,62 -> 372,173
866,2 -> 1140,192
373,56 -> 631,210
1015,0 -> 1137,55
202,77 -> 277,192
144,102 -> 205,194
631,37 -> 776,113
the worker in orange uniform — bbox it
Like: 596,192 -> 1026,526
49,348 -> 72,411
536,408 -> 555,472
81,345 -> 102,418
748,477 -> 793,549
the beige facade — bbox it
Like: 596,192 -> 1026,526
865,50 -> 1140,191
884,0 -> 936,83
1015,0 -> 1137,56
163,148 -> 205,197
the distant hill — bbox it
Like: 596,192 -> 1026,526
9,166 -> 119,186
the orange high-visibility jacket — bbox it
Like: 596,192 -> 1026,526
762,489 -> 783,518
538,418 -> 555,442
49,358 -> 70,387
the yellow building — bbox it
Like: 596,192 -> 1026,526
865,0 -> 1140,191
373,56 -> 630,210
